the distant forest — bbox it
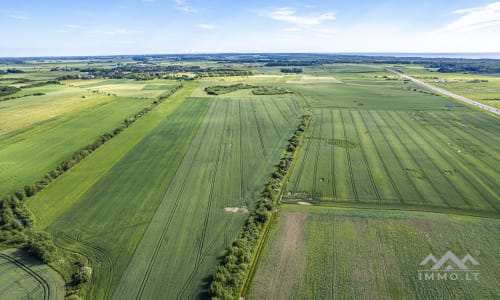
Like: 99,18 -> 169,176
1,53 -> 500,74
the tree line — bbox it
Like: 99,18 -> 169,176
209,114 -> 311,299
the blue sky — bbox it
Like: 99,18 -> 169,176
1,0 -> 499,56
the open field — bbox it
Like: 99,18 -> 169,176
0,96 -> 153,197
28,82 -> 301,298
282,70 -> 500,215
68,79 -> 180,98
2,55 -> 498,299
0,249 -> 65,300
249,204 -> 500,300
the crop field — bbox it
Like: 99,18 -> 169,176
249,204 -> 500,300
0,249 -> 65,300
70,79 -> 180,98
28,83 -> 301,298
282,72 -> 500,215
2,55 -> 499,300
0,95 -> 153,197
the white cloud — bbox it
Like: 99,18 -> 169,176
7,14 -> 31,20
268,8 -> 335,26
438,2 -> 500,32
196,23 -> 216,30
175,0 -> 196,13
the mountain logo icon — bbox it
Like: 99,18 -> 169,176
420,251 -> 479,271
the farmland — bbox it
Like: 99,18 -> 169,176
282,68 -> 500,216
26,78 -> 301,298
249,205 -> 500,300
1,54 -> 499,300
0,249 -> 65,300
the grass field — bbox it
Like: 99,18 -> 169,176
0,249 -> 65,300
249,204 -> 500,300
28,81 -> 301,298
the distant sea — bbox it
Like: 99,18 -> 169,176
337,52 -> 500,59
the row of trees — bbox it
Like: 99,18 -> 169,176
209,114 -> 311,299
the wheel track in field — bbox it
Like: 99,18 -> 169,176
393,111 -> 500,211
134,100 -> 219,300
54,230 -> 114,300
292,114 -> 313,193
386,111 -> 468,208
377,112 -> 439,206
312,110 -> 323,199
366,111 -> 426,204
339,110 -> 359,201
176,102 -> 230,299
357,110 -> 403,203
239,100 -> 247,207
330,110 -> 337,200
260,99 -> 282,139
0,254 -> 50,300
349,110 -> 381,203
250,100 -> 267,157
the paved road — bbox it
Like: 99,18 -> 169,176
386,68 -> 500,116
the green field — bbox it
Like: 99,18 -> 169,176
28,81 -> 301,298
0,96 -> 153,197
282,72 -> 500,216
0,249 -> 65,300
71,79 -> 180,98
249,205 -> 500,299
2,57 -> 499,299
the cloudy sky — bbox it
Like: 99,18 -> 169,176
1,0 -> 499,56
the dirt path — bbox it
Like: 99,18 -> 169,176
386,68 -> 500,116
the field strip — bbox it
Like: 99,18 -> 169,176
366,111 -> 425,204
176,103 -> 230,299
356,110 -> 403,202
28,83 -> 196,230
330,110 -> 337,200
339,110 -> 358,201
260,99 -> 282,139
283,202 -> 500,219
250,100 -> 267,157
349,110 -> 381,202
132,100 -> 220,300
312,110 -> 323,197
386,68 -> 500,116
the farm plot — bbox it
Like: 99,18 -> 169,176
77,79 -> 179,98
0,84 -> 116,135
113,96 -> 301,300
0,249 -> 65,300
249,205 -> 500,300
0,96 -> 153,197
285,108 -> 500,214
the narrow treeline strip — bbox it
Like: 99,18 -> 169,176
209,114 -> 311,300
